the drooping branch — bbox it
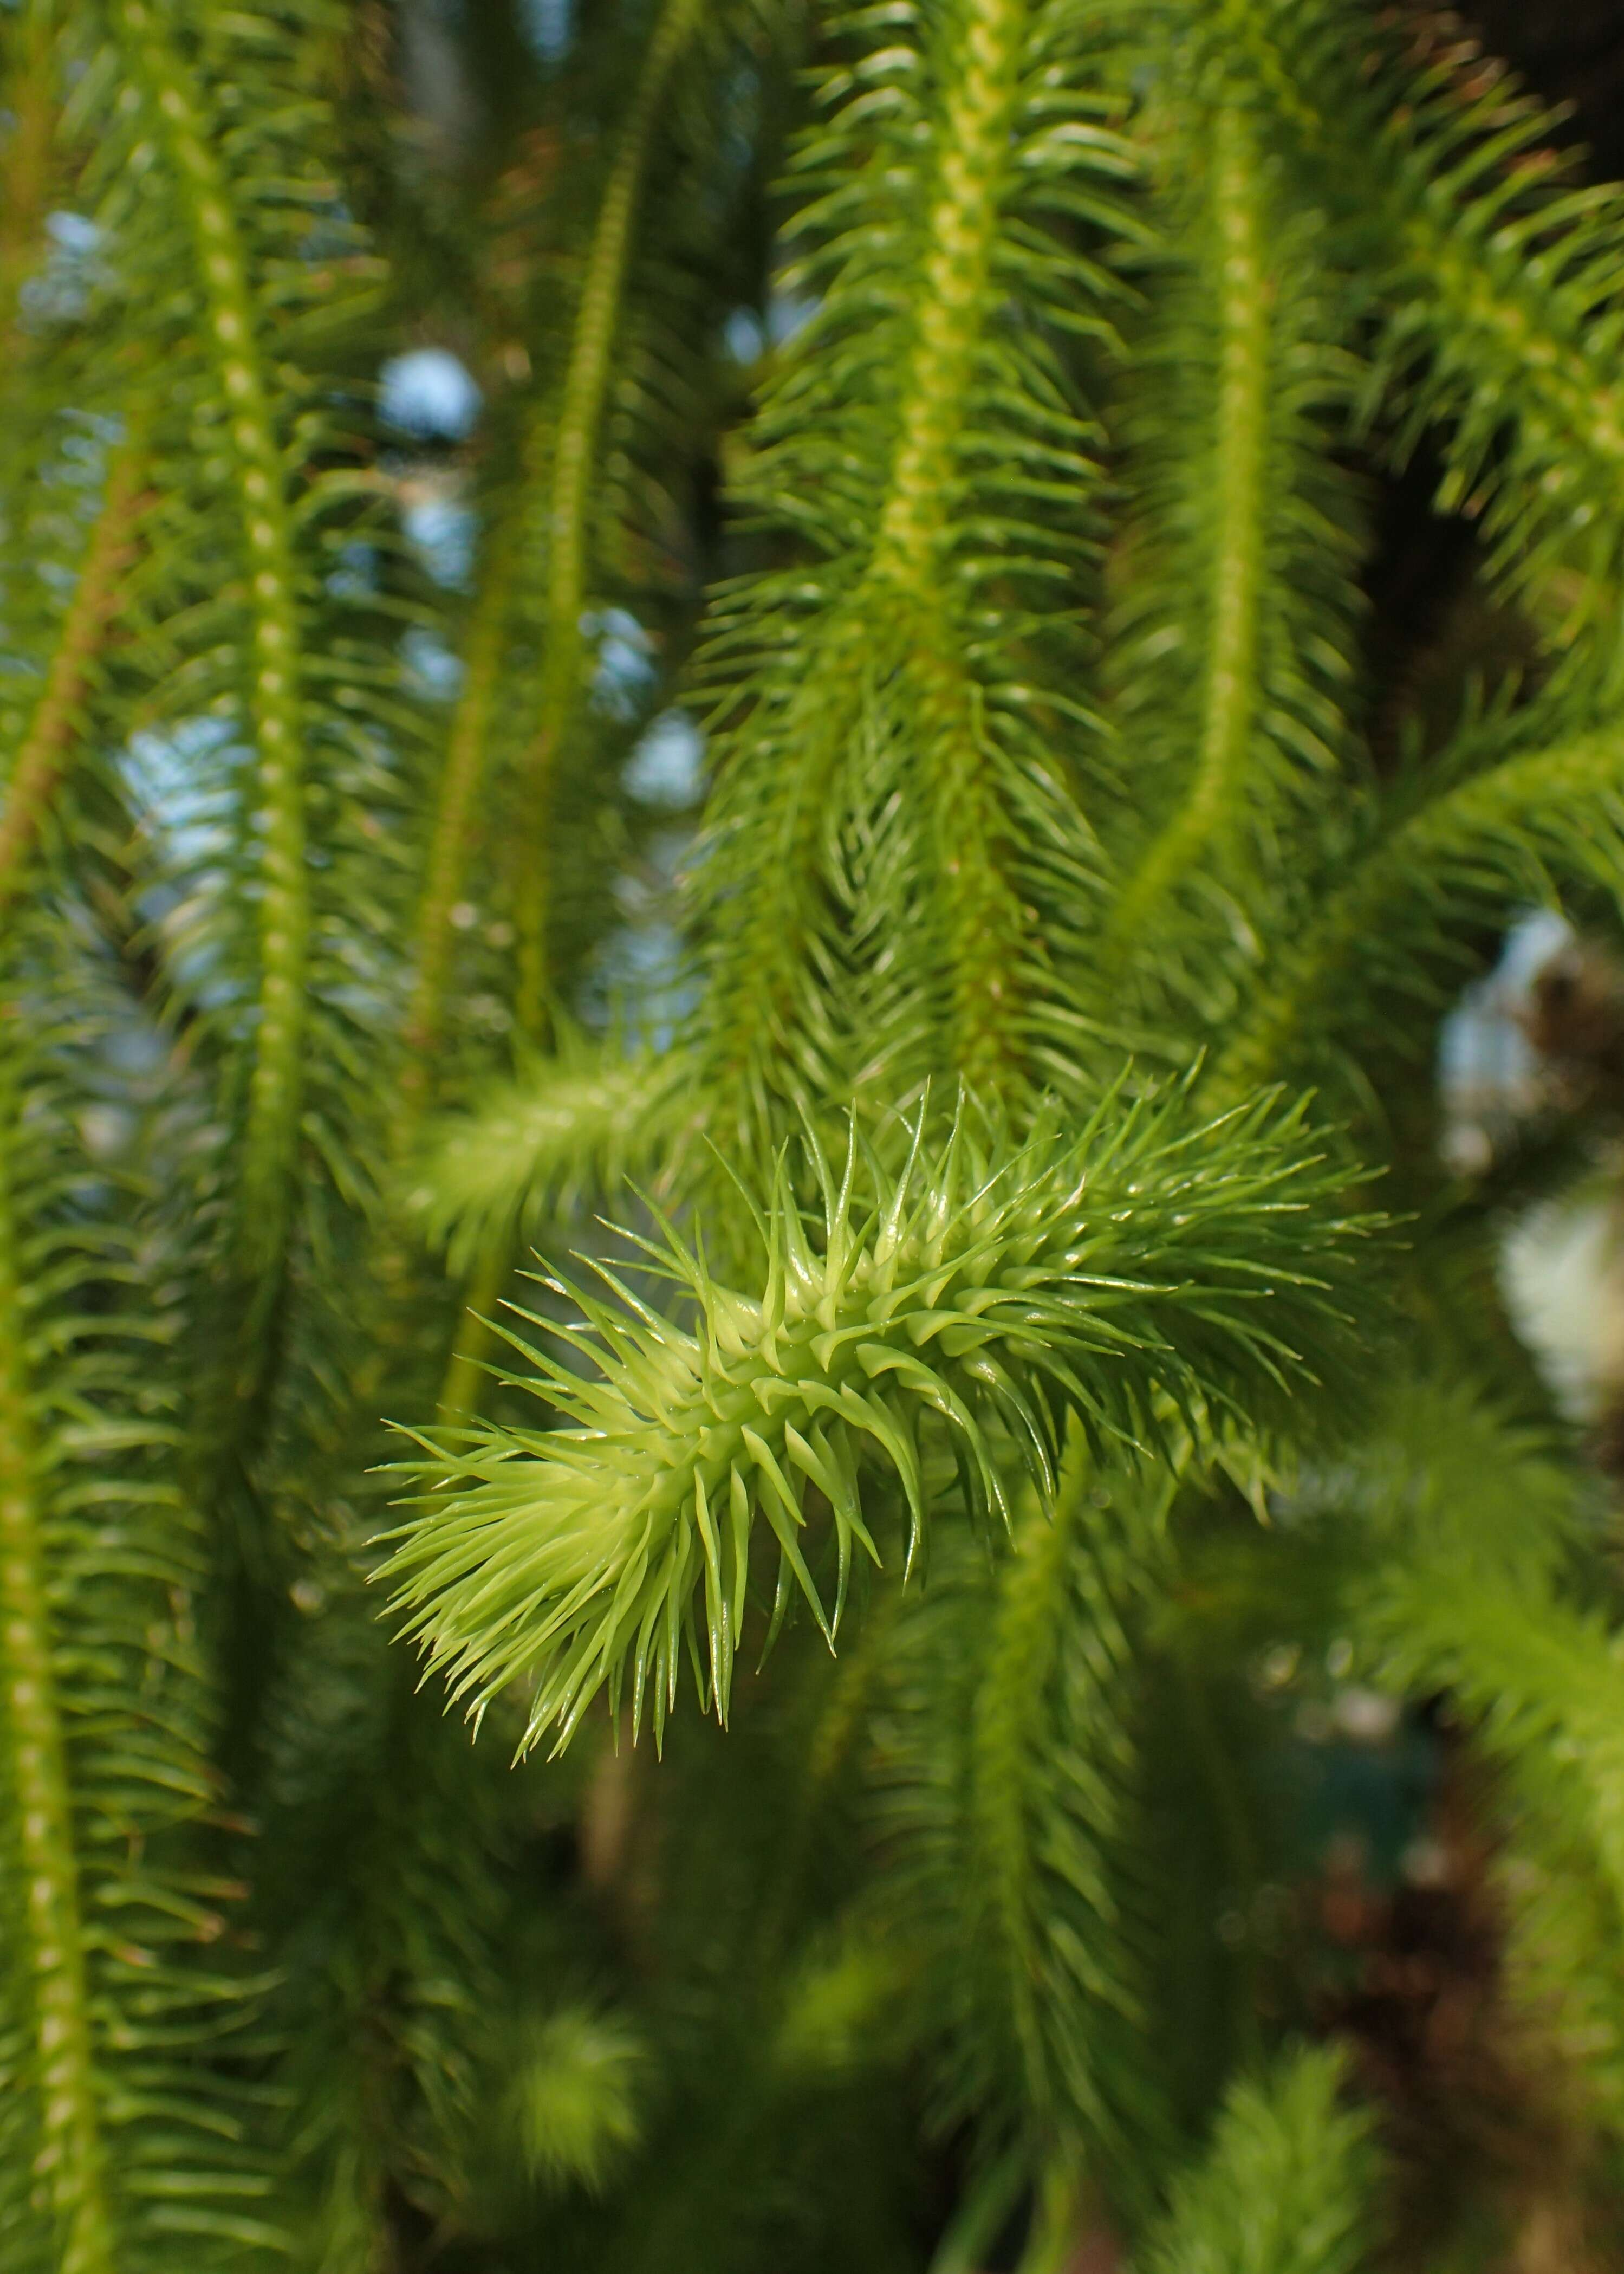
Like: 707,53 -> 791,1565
1094,67 -> 1364,1030
1136,2045 -> 1376,2274
693,0 -> 1131,1142
1102,101 -> 1272,956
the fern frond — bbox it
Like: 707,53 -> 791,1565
1361,1552 -> 1624,2120
1133,2044 -> 1376,2274
73,0 -> 428,1366
1366,1557 -> 1624,1904
1292,1378 -> 1624,2131
506,2003 -> 648,2195
256,1621 -> 517,2263
872,1443 -> 1173,2215
0,1071 -> 112,2274
384,1079 -> 1380,1752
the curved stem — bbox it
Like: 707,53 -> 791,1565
114,0 -> 308,1288
1103,100 -> 1269,963
1217,0 -> 1624,619
0,1065 -> 113,2274
0,438 -> 150,918
970,1458 -> 1079,2128
1212,727 -> 1624,1098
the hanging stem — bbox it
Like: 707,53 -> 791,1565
1103,100 -> 1269,963
709,0 -> 1038,1122
0,1070 -> 113,2274
0,438 -> 150,918
436,1247 -> 508,1428
970,1460 -> 1080,2124
512,0 -> 708,1041
402,515 -> 523,1113
872,0 -> 1032,1087
114,0 -> 308,1294
439,0 -> 711,1408
869,0 -> 1027,584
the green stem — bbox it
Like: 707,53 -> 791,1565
872,0 -> 1032,1086
114,0 -> 308,1288
969,1447 -> 1083,2130
905,629 -> 1034,1090
0,1064 -> 113,2274
402,515 -> 523,1115
1104,100 -> 1269,962
869,0 -> 1027,586
437,1247 -> 510,1429
0,438 -> 150,918
512,0 -> 708,1040
1015,2163 -> 1087,2274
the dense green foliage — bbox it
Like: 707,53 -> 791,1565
8,0 -> 1624,2266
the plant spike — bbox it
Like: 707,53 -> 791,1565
111,0 -> 309,1302
1096,80 -> 1361,1021
385,1080 -> 1380,1752
406,1034 -> 690,1275
0,409 -> 165,2274
0,934 -> 280,2269
861,0 -> 1034,1089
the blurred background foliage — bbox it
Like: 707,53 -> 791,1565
12,2 -> 1624,2270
